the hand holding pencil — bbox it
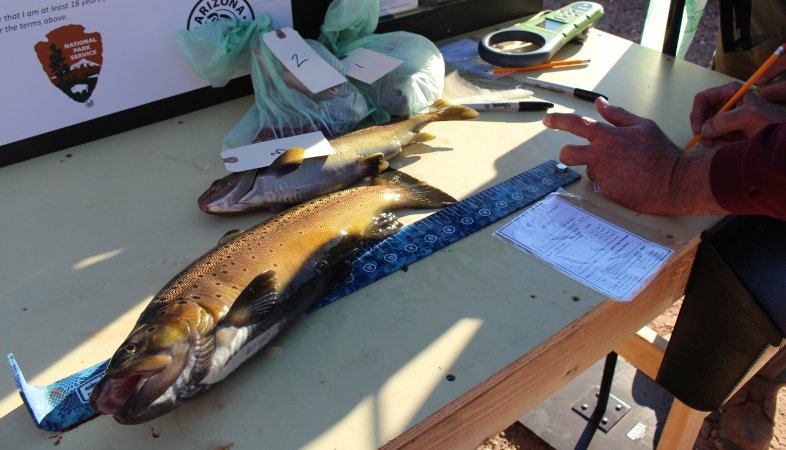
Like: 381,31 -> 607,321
685,43 -> 785,149
689,80 -> 786,147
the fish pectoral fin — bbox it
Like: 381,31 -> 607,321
218,229 -> 243,246
192,332 -> 216,383
358,153 -> 389,174
221,270 -> 279,328
269,147 -> 305,176
316,234 -> 363,268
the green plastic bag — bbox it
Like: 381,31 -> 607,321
245,28 -> 370,142
177,14 -> 370,147
319,0 -> 444,120
176,17 -> 265,88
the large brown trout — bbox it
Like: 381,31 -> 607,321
90,170 -> 455,424
198,100 -> 477,214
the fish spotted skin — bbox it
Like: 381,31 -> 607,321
198,100 -> 478,215
90,170 -> 456,424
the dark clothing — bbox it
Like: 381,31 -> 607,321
710,122 -> 786,220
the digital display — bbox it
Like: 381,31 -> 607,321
535,19 -> 565,31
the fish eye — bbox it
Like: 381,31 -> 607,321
146,326 -> 157,333
123,343 -> 138,354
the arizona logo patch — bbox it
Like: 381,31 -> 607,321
187,0 -> 255,29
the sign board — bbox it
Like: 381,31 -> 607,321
0,0 -> 541,166
0,0 -> 292,165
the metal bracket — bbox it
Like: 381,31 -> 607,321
571,385 -> 631,432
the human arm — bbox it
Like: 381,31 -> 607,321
710,122 -> 786,220
542,97 -> 727,216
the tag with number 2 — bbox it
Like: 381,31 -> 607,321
262,27 -> 347,94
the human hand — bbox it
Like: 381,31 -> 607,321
690,81 -> 786,148
543,97 -> 725,216
756,54 -> 786,102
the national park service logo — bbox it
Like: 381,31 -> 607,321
187,0 -> 255,29
34,25 -> 102,104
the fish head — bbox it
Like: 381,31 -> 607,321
198,170 -> 260,215
90,299 -> 214,424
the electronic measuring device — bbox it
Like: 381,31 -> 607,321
478,2 -> 604,68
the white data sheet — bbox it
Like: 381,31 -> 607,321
495,194 -> 674,301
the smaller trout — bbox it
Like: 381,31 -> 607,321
198,100 -> 478,214
90,170 -> 455,424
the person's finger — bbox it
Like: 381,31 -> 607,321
757,81 -> 786,103
690,82 -> 742,132
700,107 -> 744,138
755,56 -> 786,85
559,143 -> 592,166
594,96 -> 642,127
542,113 -> 601,141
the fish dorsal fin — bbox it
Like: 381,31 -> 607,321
357,153 -> 389,174
218,229 -> 243,246
412,132 -> 436,143
221,270 -> 278,328
269,147 -> 305,176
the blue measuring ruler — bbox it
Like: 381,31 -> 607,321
7,160 -> 579,431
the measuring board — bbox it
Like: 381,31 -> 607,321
7,160 -> 580,431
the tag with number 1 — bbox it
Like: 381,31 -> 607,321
262,27 -> 347,94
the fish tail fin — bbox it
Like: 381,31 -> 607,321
373,170 -> 457,208
429,99 -> 480,122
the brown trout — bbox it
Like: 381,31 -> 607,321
198,100 -> 478,214
89,170 -> 456,424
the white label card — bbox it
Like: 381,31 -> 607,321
341,48 -> 405,85
262,27 -> 347,94
221,131 -> 335,172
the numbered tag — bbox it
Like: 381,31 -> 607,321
340,48 -> 405,85
221,131 -> 335,172
263,28 -> 347,94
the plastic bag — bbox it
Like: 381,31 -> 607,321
177,14 -> 370,148
319,0 -> 444,120
246,31 -> 370,142
176,17 -> 263,87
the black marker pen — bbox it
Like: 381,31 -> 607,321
521,77 -> 607,103
463,101 -> 555,111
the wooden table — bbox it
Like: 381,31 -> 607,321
0,27 -> 733,449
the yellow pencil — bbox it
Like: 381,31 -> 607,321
685,43 -> 785,149
491,59 -> 590,74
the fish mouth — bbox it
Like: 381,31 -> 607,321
90,371 -> 145,416
91,371 -> 178,424
90,350 -> 189,424
198,170 -> 260,214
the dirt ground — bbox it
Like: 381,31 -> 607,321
476,1 -> 786,449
